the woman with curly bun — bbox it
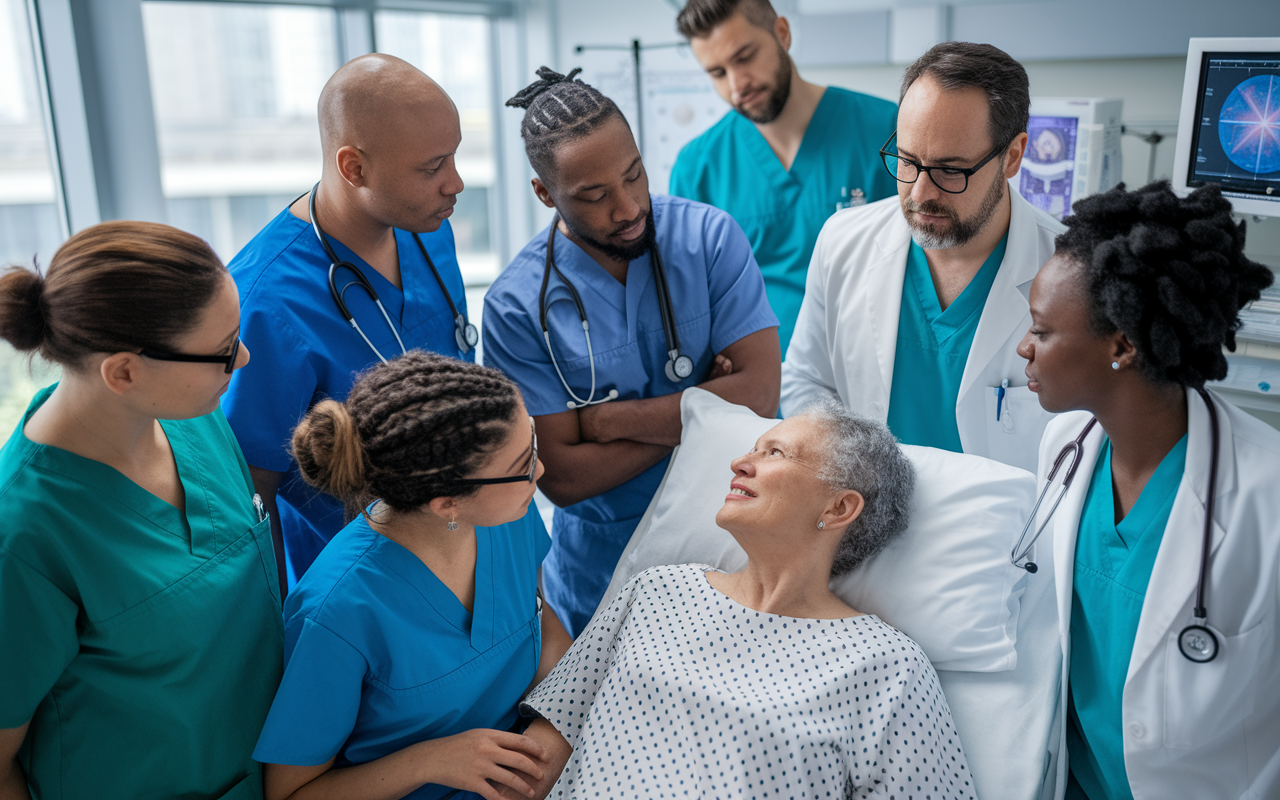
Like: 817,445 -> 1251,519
0,222 -> 283,799
1016,181 -> 1279,799
252,350 -> 573,800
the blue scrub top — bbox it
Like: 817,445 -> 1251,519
482,195 -> 777,635
1066,435 -> 1188,800
885,234 -> 1008,451
669,87 -> 898,353
253,505 -> 550,800
221,207 -> 473,584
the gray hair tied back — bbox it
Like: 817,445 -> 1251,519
802,398 -> 915,577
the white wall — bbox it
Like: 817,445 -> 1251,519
532,0 -> 1280,265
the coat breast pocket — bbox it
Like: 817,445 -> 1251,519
984,384 -> 1052,472
1163,619 -> 1266,749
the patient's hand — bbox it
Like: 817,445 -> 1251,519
490,718 -> 571,800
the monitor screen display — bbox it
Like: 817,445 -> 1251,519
1187,52 -> 1280,200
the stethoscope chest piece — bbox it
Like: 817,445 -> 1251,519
665,353 -> 694,382
456,315 -> 479,353
1178,624 -> 1219,663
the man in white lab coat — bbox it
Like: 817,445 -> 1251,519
781,41 -> 1064,473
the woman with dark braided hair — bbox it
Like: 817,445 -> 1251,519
1016,181 -> 1280,800
252,351 -> 572,800
485,66 -> 779,637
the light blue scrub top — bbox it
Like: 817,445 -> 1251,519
669,87 -> 898,353
482,195 -> 777,635
222,208 -> 472,585
253,506 -> 550,800
885,234 -> 1007,451
1066,434 -> 1188,800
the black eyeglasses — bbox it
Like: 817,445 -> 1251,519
455,417 -> 538,486
138,337 -> 241,374
879,131 -> 1010,194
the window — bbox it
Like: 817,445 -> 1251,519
1,0 -> 61,436
142,1 -> 338,261
376,10 -> 499,288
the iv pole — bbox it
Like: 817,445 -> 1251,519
573,38 -> 685,157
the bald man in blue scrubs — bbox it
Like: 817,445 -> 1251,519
222,55 -> 473,592
670,0 -> 897,353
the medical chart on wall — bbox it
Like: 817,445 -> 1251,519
573,44 -> 729,195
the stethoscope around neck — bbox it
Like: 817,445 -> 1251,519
1010,386 -> 1223,663
308,182 -> 478,363
539,212 -> 694,410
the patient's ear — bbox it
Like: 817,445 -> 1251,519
821,490 -> 864,532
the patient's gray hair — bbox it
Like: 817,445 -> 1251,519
801,398 -> 915,577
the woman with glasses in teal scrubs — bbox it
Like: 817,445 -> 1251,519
0,222 -> 284,799
254,351 -> 574,800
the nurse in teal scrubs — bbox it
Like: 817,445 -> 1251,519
0,222 -> 283,799
1018,181 -> 1278,799
671,0 -> 897,352
254,352 -> 574,800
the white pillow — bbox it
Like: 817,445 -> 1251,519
602,388 -> 1038,673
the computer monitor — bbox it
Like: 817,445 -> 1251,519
1173,38 -> 1280,218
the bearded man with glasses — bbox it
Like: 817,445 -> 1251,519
782,41 -> 1065,475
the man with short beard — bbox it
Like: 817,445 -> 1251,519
781,42 -> 1065,474
670,0 -> 898,354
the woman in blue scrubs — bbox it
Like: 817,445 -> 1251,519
254,351 -> 574,800
0,222 -> 283,799
1018,182 -> 1279,799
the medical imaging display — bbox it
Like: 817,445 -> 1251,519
1188,52 -> 1280,197
1020,116 -> 1079,218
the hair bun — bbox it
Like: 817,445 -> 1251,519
291,399 -> 367,505
0,265 -> 48,352
505,66 -> 584,109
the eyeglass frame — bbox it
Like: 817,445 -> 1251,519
878,131 -> 1012,195
138,337 -> 241,374
454,417 -> 538,486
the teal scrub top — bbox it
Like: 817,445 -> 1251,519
669,87 -> 898,353
0,385 -> 284,800
885,235 -> 1008,451
253,507 -> 550,800
1066,434 -> 1189,800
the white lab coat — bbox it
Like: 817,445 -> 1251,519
781,189 -> 1065,472
1039,388 -> 1280,800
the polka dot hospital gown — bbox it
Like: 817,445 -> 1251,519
524,564 -> 975,799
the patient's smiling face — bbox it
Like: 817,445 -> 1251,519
716,417 -> 833,536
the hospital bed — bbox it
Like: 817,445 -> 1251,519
598,389 -> 1061,800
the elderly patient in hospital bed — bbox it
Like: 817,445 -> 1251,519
519,398 -> 979,799
522,389 -> 1058,800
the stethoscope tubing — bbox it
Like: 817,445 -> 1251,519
309,182 -> 476,360
1013,388 -> 1223,662
539,212 -> 690,408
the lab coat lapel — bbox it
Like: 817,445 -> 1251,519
867,214 -> 912,407
1128,388 -> 1237,678
958,189 -> 1042,403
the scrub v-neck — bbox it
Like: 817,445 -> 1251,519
21,415 -> 223,556
376,522 -> 496,652
739,88 -> 835,181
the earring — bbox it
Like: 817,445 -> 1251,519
817,520 -> 825,530
447,517 -> 459,531
1112,361 -> 1120,370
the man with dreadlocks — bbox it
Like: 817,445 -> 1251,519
484,67 -> 781,636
